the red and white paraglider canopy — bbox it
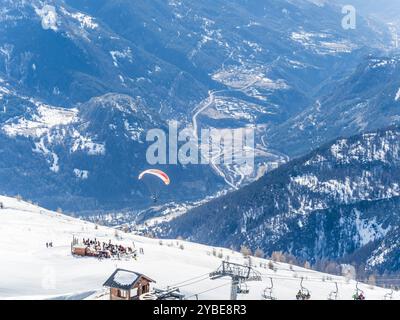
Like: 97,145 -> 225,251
138,169 -> 170,185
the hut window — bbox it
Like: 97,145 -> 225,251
119,290 -> 128,298
142,284 -> 149,293
117,289 -> 128,298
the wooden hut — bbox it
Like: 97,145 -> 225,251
103,269 -> 156,300
71,245 -> 87,256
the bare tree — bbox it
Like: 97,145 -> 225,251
268,261 -> 275,270
240,245 -> 252,257
271,251 -> 286,263
254,248 -> 265,258
368,274 -> 377,288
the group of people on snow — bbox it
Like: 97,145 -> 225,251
81,238 -> 136,259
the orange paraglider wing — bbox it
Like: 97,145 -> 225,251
138,169 -> 170,185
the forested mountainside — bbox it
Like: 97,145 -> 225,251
269,55 -> 400,157
0,0 -> 392,211
160,127 -> 400,273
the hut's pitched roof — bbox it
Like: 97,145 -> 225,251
103,268 -> 155,290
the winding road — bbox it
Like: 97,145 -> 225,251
190,84 -> 288,190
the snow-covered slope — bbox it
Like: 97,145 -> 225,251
0,195 -> 394,300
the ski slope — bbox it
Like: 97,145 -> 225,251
0,195 -> 396,300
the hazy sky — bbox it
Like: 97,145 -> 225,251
332,0 -> 400,22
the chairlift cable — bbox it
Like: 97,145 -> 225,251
185,282 -> 232,299
258,273 -> 354,285
166,272 -> 211,288
172,276 -> 212,289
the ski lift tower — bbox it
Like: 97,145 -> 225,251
210,261 -> 262,300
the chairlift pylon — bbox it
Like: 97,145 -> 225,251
262,277 -> 277,300
210,261 -> 261,300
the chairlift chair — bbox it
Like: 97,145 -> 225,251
296,277 -> 311,300
327,282 -> 339,300
353,282 -> 365,300
237,281 -> 249,294
384,288 -> 394,300
262,277 -> 277,300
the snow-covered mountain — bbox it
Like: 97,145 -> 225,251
0,91 -> 222,212
159,127 -> 400,274
0,0 -> 393,212
2,0 -> 400,285
0,194 -> 393,300
269,55 -> 400,157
